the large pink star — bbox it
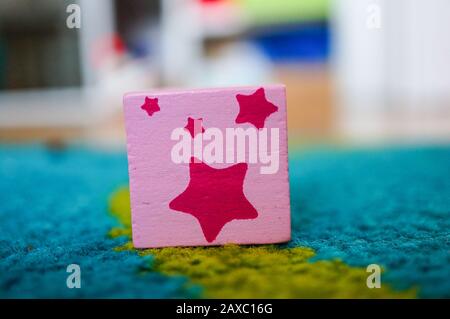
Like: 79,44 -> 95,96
141,97 -> 160,117
169,157 -> 258,242
235,87 -> 278,129
184,117 -> 205,138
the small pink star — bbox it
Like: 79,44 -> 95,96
141,97 -> 160,117
235,88 -> 278,129
169,157 -> 258,242
184,117 -> 205,138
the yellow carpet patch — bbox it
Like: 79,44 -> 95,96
109,187 -> 416,298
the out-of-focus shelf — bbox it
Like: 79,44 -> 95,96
197,0 -> 328,39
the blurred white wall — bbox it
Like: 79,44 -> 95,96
333,0 -> 450,142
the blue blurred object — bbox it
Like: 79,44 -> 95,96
251,23 -> 330,62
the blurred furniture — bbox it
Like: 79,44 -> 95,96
0,0 -> 115,128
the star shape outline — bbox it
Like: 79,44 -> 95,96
169,157 -> 258,242
141,96 -> 160,117
235,87 -> 278,129
184,117 -> 206,138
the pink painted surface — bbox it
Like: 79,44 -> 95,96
123,85 -> 291,248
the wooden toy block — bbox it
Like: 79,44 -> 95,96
123,85 -> 291,248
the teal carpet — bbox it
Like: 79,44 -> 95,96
0,144 -> 448,298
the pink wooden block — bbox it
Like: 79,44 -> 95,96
123,85 -> 291,248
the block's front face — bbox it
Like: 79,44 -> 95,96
123,85 -> 291,248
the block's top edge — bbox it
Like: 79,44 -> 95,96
123,84 -> 286,100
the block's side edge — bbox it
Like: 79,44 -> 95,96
122,94 -> 140,248
122,84 -> 287,99
281,85 -> 292,243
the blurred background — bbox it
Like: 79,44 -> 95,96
0,0 -> 449,147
